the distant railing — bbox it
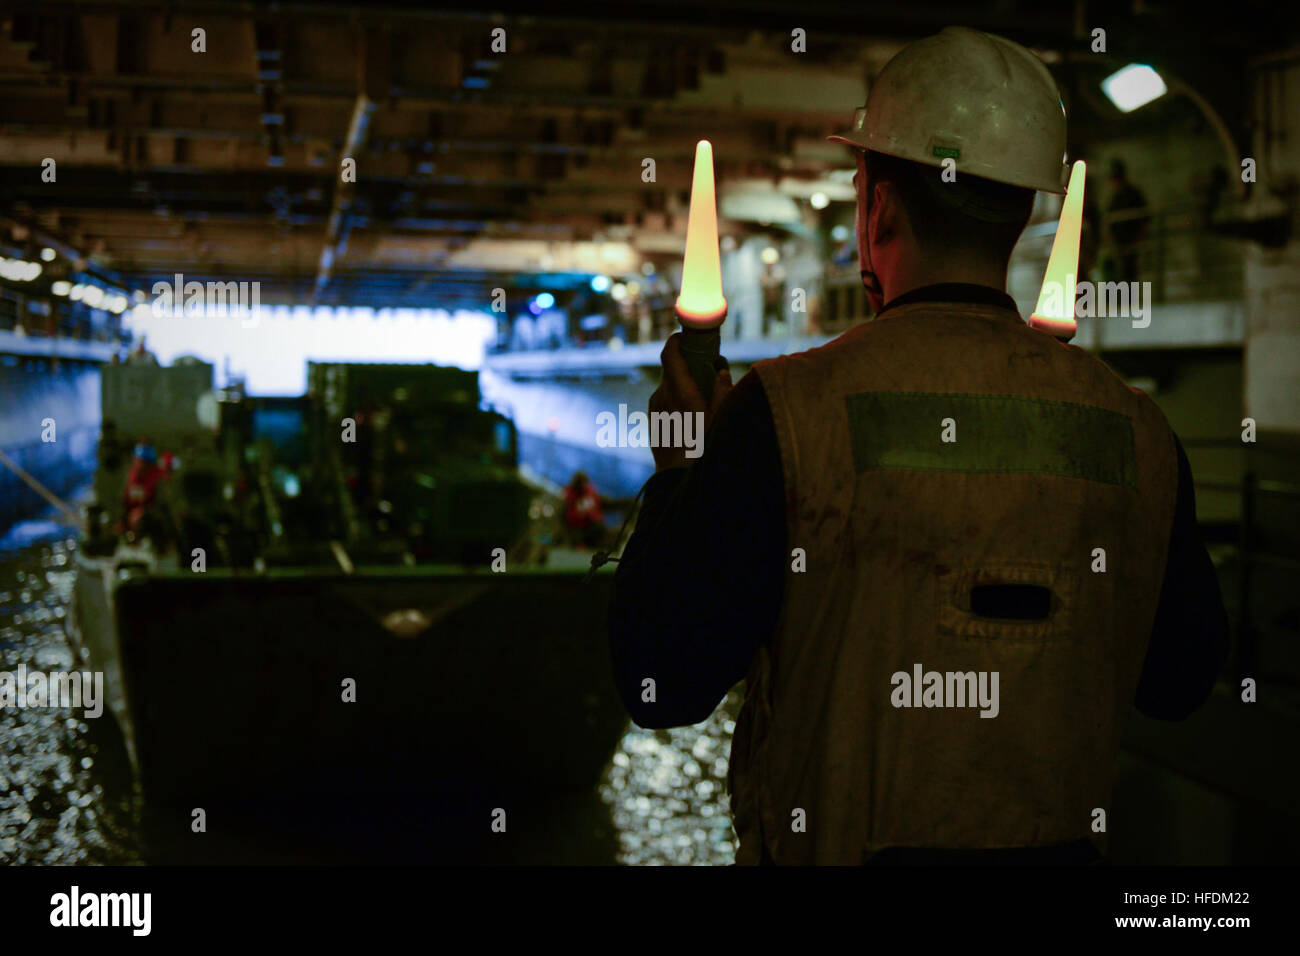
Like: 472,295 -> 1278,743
489,201 -> 1249,356
0,287 -> 126,347
1050,199 -> 1244,305
1184,430 -> 1300,689
817,199 -> 1246,331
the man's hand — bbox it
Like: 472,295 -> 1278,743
648,332 -> 733,471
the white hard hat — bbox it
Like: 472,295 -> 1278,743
830,27 -> 1069,195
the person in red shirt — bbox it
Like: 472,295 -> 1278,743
562,471 -> 605,549
120,441 -> 172,542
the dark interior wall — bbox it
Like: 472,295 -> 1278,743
1102,348 -> 1245,524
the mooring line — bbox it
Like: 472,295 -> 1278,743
0,447 -> 81,522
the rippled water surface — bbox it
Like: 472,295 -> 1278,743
0,522 -> 142,864
600,694 -> 740,865
0,519 -> 738,865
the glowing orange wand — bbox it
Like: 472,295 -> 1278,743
675,140 -> 729,401
1029,159 -> 1087,341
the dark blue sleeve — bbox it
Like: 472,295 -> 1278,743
607,370 -> 786,728
1133,436 -> 1231,719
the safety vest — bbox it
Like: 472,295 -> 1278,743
732,300 -> 1179,865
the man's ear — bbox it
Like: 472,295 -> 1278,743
869,180 -> 901,248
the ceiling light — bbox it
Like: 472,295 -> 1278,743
1101,64 -> 1167,113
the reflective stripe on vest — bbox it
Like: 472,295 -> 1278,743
730,302 -> 1178,865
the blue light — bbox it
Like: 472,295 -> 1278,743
528,301 -> 543,315
535,292 -> 555,309
590,275 -> 611,293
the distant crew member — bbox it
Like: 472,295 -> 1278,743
608,27 -> 1229,865
1106,159 -> 1149,282
126,335 -> 159,366
348,389 -> 379,508
120,441 -> 172,543
562,471 -> 605,548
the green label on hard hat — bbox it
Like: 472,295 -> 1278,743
932,146 -> 961,160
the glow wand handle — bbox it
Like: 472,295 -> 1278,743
677,315 -> 726,404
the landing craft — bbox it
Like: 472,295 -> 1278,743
65,359 -> 627,845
